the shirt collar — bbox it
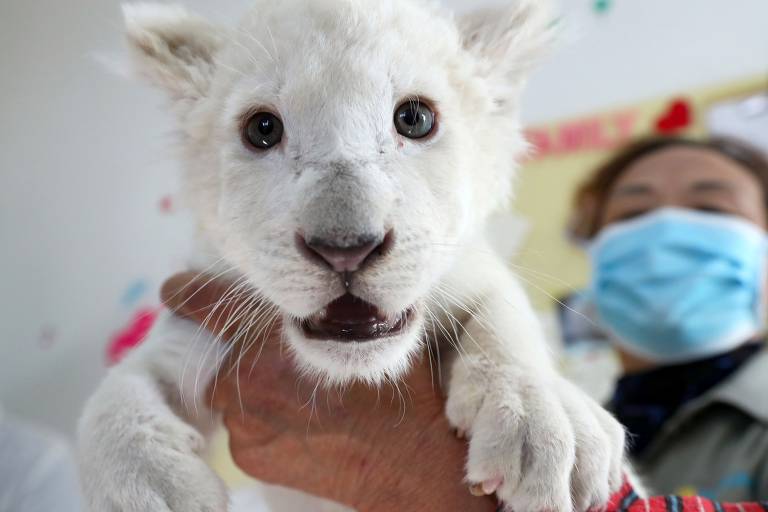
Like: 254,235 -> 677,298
631,344 -> 768,460
706,346 -> 768,424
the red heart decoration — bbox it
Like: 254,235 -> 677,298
655,98 -> 693,134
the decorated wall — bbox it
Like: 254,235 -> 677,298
514,77 -> 768,311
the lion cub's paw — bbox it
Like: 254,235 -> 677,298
446,357 -> 626,512
79,407 -> 228,512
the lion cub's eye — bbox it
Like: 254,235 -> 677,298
394,101 -> 435,140
243,112 -> 284,150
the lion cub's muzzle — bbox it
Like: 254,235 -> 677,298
293,230 -> 413,341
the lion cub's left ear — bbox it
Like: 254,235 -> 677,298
459,0 -> 558,109
122,3 -> 224,102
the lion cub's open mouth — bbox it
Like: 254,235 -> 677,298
300,294 -> 415,342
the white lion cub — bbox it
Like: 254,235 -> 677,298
78,0 -> 630,510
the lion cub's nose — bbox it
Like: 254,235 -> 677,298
297,231 -> 394,273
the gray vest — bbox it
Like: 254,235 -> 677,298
632,349 -> 768,501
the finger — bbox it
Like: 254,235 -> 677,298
224,408 -> 284,447
207,371 -> 237,411
161,272 -> 239,324
161,272 -> 272,342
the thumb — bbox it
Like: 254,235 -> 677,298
160,272 -> 273,342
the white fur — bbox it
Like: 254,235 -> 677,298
79,1 -> 636,511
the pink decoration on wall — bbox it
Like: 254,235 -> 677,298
525,109 -> 639,160
159,195 -> 174,214
655,98 -> 693,134
107,307 -> 162,365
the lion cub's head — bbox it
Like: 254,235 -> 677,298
124,0 -> 553,383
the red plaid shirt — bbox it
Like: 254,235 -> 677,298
495,480 -> 768,512
599,480 -> 768,512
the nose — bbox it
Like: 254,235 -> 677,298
297,231 -> 394,273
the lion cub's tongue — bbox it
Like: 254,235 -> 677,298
323,294 -> 383,325
305,294 -> 396,341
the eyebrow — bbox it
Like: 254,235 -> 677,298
690,180 -> 735,193
611,183 -> 657,197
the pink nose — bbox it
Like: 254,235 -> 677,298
297,232 -> 393,273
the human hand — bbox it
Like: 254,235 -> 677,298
162,272 -> 497,512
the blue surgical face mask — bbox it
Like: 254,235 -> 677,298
588,207 -> 768,363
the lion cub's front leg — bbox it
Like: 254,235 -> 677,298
78,314 -> 229,512
443,280 -> 627,512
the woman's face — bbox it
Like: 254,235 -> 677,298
596,146 -> 767,373
600,146 -> 767,232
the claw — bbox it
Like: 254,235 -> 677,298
469,477 -> 503,497
469,483 -> 486,496
482,476 -> 503,495
455,428 -> 467,440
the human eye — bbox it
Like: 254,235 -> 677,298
613,208 -> 652,222
692,205 -> 728,215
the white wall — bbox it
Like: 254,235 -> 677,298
1,0 -> 767,437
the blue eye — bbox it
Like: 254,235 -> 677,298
394,101 -> 435,139
243,112 -> 284,150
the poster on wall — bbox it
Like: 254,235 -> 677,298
512,76 -> 767,314
708,93 -> 768,154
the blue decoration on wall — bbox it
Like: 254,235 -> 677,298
121,279 -> 150,307
594,0 -> 612,15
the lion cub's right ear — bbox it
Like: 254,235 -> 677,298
122,3 -> 224,101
